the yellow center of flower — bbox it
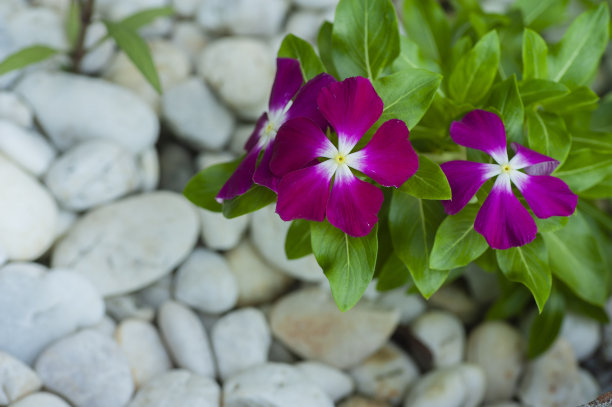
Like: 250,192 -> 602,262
334,153 -> 346,165
264,121 -> 276,137
501,163 -> 512,173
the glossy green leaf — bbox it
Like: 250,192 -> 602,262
105,21 -> 162,93
526,110 -> 570,164
400,155 -> 451,200
543,213 -> 608,306
496,236 -> 551,312
486,286 -> 531,320
449,30 -> 500,103
527,289 -> 565,358
401,0 -> 450,64
391,36 -> 440,73
376,253 -> 411,292
522,28 -> 547,80
183,159 -> 240,212
548,3 -> 609,88
311,222 -> 378,311
534,216 -> 568,233
66,0 -> 81,49
374,68 -> 441,129
539,86 -> 599,114
0,45 -> 59,76
118,6 -> 174,31
285,219 -> 312,260
278,34 -> 325,81
519,79 -> 569,106
488,75 -> 524,144
222,186 -> 276,219
389,191 -> 447,298
331,0 -> 399,79
554,149 -> 612,192
317,21 -> 339,78
515,0 -> 568,30
591,94 -> 612,133
572,132 -> 612,154
430,206 -> 488,270
578,176 -> 612,199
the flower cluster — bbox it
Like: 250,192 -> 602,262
217,59 -> 577,248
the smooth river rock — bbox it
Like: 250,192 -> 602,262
15,71 -> 158,153
270,287 -> 399,369
8,392 -> 71,407
52,192 -> 199,296
0,119 -> 55,177
0,351 -> 41,404
127,370 -> 220,407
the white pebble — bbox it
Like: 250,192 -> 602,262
410,311 -> 465,368
296,361 -> 355,402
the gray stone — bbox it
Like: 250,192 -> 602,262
0,351 -> 41,404
197,0 -> 289,36
410,311 -> 465,368
339,397 -> 391,407
105,294 -> 155,322
0,266 -> 104,364
212,307 -> 271,379
15,71 -> 158,153
135,275 -> 172,310
270,287 -> 399,369
8,392 -> 71,407
560,311 -> 601,361
200,209 -> 248,251
296,361 -> 354,402
375,288 -> 426,325
0,91 -> 33,128
35,330 -> 133,407
427,285 -> 479,323
137,147 -> 160,192
290,0 -> 338,9
159,143 -> 195,193
52,192 -> 199,296
0,120 -> 55,177
127,370 -> 220,407
171,22 -> 207,64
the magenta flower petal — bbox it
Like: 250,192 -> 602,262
286,73 -> 337,130
326,165 -> 384,237
509,142 -> 560,176
270,118 -> 336,177
253,142 -> 279,192
244,113 -> 268,152
450,110 -> 508,164
440,160 -> 500,215
317,77 -> 383,152
348,119 -> 419,187
511,172 -> 578,219
276,162 -> 335,222
474,175 -> 537,249
216,145 -> 262,201
268,58 -> 303,113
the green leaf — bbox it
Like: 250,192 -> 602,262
376,253 -> 411,292
534,216 -> 568,233
118,6 -> 174,31
514,0 -> 568,30
572,131 -> 612,153
0,45 -> 59,76
539,86 -> 599,114
222,186 -> 276,219
331,0 -> 399,79
278,34 -> 326,81
183,159 -> 240,212
448,30 -> 500,104
527,289 -> 564,358
526,110 -> 570,164
548,3 -> 609,88
400,155 -> 451,200
488,75 -> 524,144
66,0 -> 81,49
317,21 -> 339,78
429,206 -> 488,270
578,176 -> 612,199
486,286 -> 531,320
401,0 -> 450,64
522,28 -> 547,80
373,68 -> 441,129
591,94 -> 612,133
285,219 -> 312,260
391,36 -> 440,73
311,222 -> 378,311
543,213 -> 608,306
105,22 -> 162,94
389,191 -> 447,298
496,236 -> 551,312
554,149 -> 612,192
519,79 -> 569,106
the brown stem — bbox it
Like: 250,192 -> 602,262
70,0 -> 96,73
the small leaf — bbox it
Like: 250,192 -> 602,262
285,219 -> 312,260
514,0 -> 568,30
183,159 -> 240,212
105,21 -> 162,94
487,287 -> 531,320
522,28 -> 548,80
488,75 -> 524,144
0,45 -> 59,76
526,110 -> 570,164
376,253 -> 411,292
554,149 -> 612,192
572,131 -> 612,153
496,236 -> 552,312
317,21 -> 339,78
374,68 -> 441,129
400,156 -> 450,200
548,3 -> 609,88
66,0 -> 82,49
119,6 -> 174,31
311,222 -> 378,311
527,289 -> 565,358
429,206 -> 488,270
222,186 -> 276,219
539,86 -> 599,114
331,0 -> 399,79
391,35 -> 440,73
278,34 -> 326,81
389,191 -> 448,298
519,79 -> 569,106
449,30 -> 500,103
401,0 -> 451,65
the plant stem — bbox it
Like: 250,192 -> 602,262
71,0 -> 96,73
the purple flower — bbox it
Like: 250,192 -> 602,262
269,77 -> 419,237
216,58 -> 335,201
441,109 -> 578,250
